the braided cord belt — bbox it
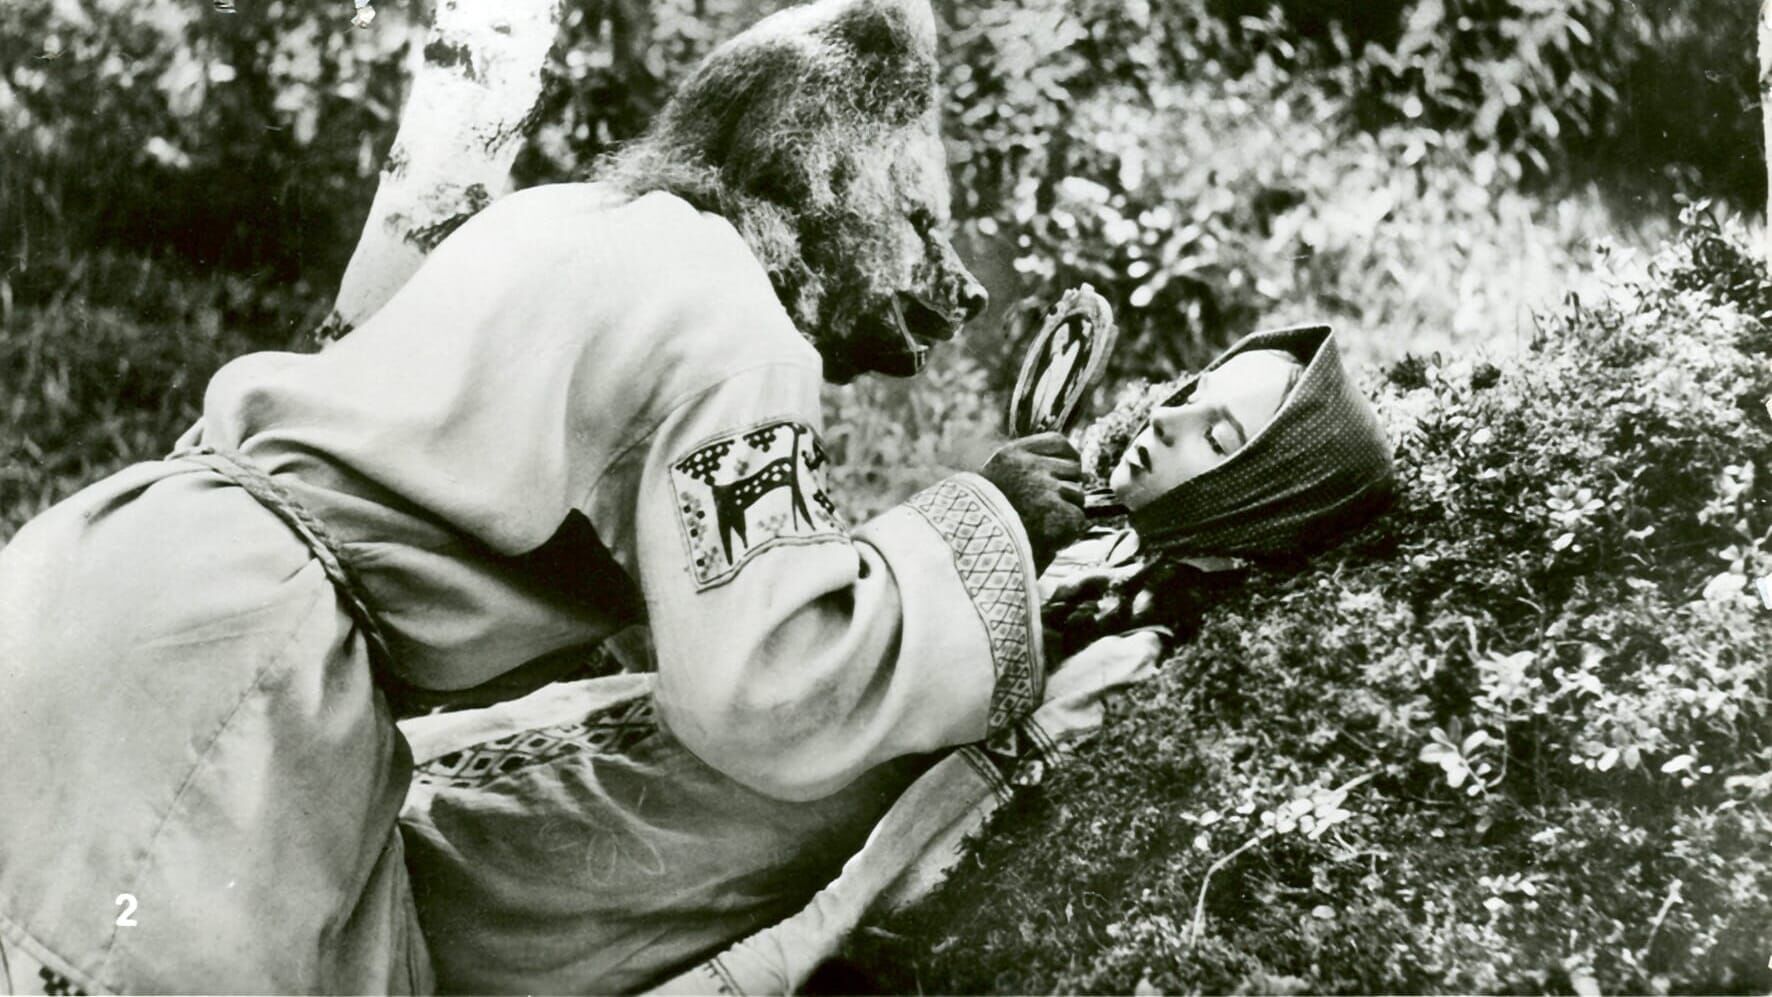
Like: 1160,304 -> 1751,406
168,446 -> 399,674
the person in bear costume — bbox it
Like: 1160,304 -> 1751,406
0,1 -> 1085,992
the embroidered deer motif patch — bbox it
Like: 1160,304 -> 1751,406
671,420 -> 844,589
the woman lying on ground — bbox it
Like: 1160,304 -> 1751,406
396,322 -> 1397,994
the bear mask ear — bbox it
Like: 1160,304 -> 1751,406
823,0 -> 938,122
829,0 -> 936,60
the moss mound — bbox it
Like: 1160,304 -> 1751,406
841,214 -> 1772,994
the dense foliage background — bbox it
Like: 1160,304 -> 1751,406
2,0 -> 1768,991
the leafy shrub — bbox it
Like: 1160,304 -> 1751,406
0,0 -> 414,281
0,253 -> 321,538
10,0 -> 1750,307
1295,0 -> 1762,206
934,0 -> 1661,411
839,212 -> 1772,994
513,0 -> 790,186
1197,0 -> 1409,58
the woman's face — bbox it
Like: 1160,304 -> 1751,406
1109,350 -> 1301,510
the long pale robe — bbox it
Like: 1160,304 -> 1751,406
0,183 -> 1044,994
397,671 -> 927,994
394,627 -> 1162,995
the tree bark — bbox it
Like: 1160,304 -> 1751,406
1762,0 -> 1772,264
322,0 -> 563,340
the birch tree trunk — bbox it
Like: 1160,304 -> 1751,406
1762,0 -> 1772,265
321,0 -> 563,340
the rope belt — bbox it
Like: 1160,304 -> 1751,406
168,446 -> 399,675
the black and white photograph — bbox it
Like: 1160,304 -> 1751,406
1,0 -> 1769,993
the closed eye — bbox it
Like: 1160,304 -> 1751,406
1204,424 -> 1229,457
908,207 -> 956,243
1202,403 -> 1249,451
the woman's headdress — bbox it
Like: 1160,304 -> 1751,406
1128,324 -> 1395,558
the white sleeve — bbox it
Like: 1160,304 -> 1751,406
646,630 -> 1167,997
625,360 -> 1046,801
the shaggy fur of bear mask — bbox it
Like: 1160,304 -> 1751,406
591,0 -> 987,382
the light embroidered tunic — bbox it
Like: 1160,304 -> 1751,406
0,183 -> 1043,993
189,182 -> 1046,797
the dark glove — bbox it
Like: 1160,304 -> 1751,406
980,432 -> 1085,572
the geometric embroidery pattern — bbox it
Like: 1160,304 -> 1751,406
905,477 -> 1042,734
411,695 -> 658,789
959,716 -> 1061,803
670,419 -> 845,591
957,745 -> 1013,803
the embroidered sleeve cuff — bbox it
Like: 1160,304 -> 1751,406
901,473 -> 1046,734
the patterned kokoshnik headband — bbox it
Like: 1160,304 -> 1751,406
1128,324 -> 1396,559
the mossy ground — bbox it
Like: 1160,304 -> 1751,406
833,218 -> 1772,994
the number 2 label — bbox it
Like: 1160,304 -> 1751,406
114,893 -> 137,927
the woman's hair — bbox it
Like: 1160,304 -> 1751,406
1081,378 -> 1174,483
1044,554 -> 1251,658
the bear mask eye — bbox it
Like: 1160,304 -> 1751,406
907,207 -> 951,241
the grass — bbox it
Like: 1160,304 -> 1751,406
0,252 -> 323,538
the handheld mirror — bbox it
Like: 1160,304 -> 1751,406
1007,284 -> 1126,520
1007,284 -> 1118,437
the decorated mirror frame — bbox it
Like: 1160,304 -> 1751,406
1007,284 -> 1118,437
1007,284 -> 1124,518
